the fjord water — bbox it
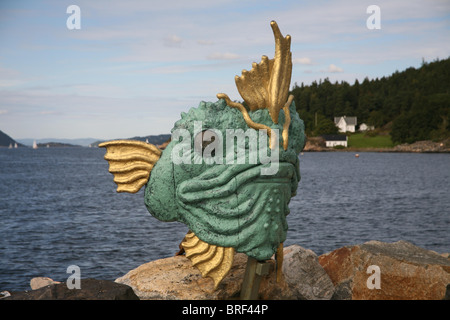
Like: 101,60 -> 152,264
1,148 -> 449,291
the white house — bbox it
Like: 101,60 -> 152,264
359,123 -> 375,131
323,135 -> 348,148
334,116 -> 357,133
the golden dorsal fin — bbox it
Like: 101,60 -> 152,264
234,21 -> 292,124
217,21 -> 294,150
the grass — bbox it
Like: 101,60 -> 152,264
348,133 -> 394,149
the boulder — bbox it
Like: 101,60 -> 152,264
30,277 -> 61,290
282,245 -> 334,300
318,240 -> 450,300
115,244 -> 334,300
303,136 -> 326,152
4,278 -> 139,300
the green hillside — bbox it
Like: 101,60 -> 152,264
348,133 -> 393,149
290,57 -> 450,144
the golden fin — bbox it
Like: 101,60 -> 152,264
282,95 -> 293,151
181,232 -> 234,289
218,21 -> 293,150
234,20 -> 292,124
268,21 -> 292,123
99,140 -> 162,193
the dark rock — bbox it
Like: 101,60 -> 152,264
444,284 -> 450,300
4,278 -> 139,300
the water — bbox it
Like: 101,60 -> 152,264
1,148 -> 449,292
286,152 -> 450,254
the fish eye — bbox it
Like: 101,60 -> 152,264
194,129 -> 218,157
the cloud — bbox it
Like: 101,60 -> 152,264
151,64 -> 195,74
0,65 -> 25,87
164,34 -> 183,47
0,109 -> 8,115
197,40 -> 215,45
206,52 -> 240,60
293,57 -> 313,65
325,64 -> 344,73
39,110 -> 59,115
0,80 -> 24,87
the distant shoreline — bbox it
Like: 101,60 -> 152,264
303,148 -> 450,153
303,138 -> 450,153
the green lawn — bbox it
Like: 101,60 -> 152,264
348,133 -> 394,148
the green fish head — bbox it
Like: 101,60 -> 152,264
144,98 -> 305,260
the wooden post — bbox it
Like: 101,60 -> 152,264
240,257 -> 271,300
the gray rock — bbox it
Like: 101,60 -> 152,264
282,244 -> 335,300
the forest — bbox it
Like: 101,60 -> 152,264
289,57 -> 450,144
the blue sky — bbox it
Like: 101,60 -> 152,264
0,0 -> 449,140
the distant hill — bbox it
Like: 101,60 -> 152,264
14,134 -> 171,148
0,130 -> 25,148
36,142 -> 82,148
17,138 -> 98,147
291,56 -> 450,144
91,134 -> 171,147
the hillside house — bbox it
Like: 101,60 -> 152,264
334,116 -> 357,133
322,135 -> 348,148
359,123 -> 375,131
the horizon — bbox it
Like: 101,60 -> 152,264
1,0 -> 449,140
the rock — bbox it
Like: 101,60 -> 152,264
303,136 -> 326,152
4,279 -> 139,300
282,245 -> 334,300
318,240 -> 450,300
115,245 -> 334,300
115,253 -> 268,300
30,277 -> 61,290
392,139 -> 450,153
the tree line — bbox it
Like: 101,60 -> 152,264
289,57 -> 450,144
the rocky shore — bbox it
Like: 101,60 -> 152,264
2,240 -> 449,300
303,137 -> 450,153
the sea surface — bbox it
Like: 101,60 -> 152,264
1,148 -> 449,292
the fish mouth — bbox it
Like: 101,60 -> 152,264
175,160 -> 299,261
252,161 -> 295,180
252,156 -> 299,185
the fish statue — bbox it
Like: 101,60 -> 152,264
99,21 -> 306,289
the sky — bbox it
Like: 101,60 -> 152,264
0,0 -> 449,140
